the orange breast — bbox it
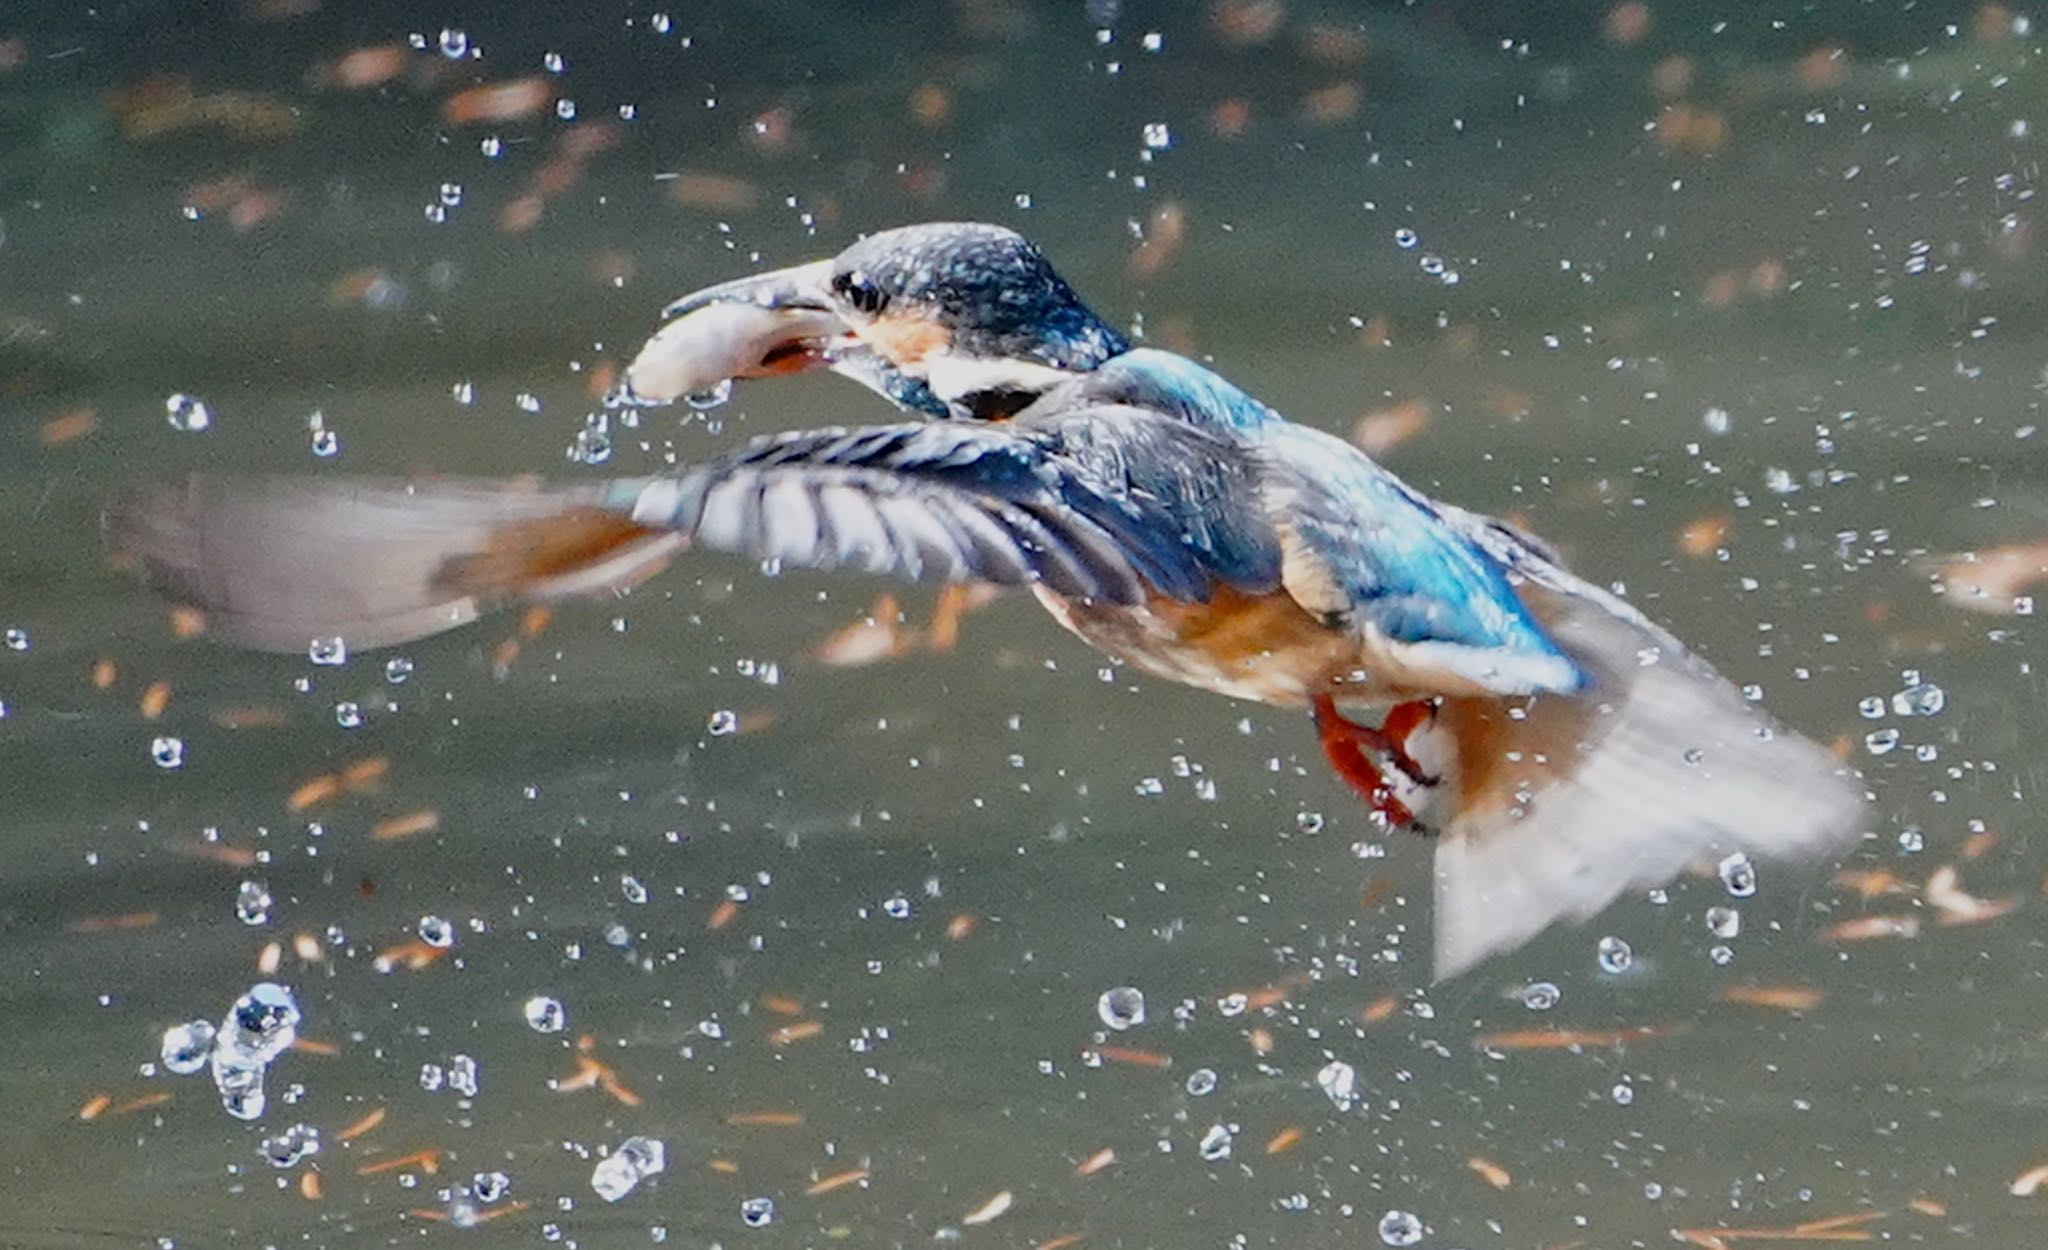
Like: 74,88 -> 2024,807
1035,583 -> 1360,707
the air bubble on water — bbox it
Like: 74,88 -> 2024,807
1378,1209 -> 1424,1246
236,880 -> 272,926
740,1196 -> 775,1226
1097,985 -> 1145,1030
1184,1067 -> 1217,1096
1718,852 -> 1757,897
473,1171 -> 512,1203
1197,1123 -> 1233,1160
1141,122 -> 1172,149
524,995 -> 566,1033
1865,728 -> 1900,755
1317,1059 -> 1359,1110
437,28 -> 468,58
708,709 -> 739,736
308,636 -> 348,667
591,1138 -> 662,1203
1705,905 -> 1741,939
1893,681 -> 1945,717
418,915 -> 455,948
385,657 -> 414,684
165,393 -> 212,432
1597,935 -> 1633,974
1520,981 -> 1560,1011
1394,227 -> 1418,249
571,424 -> 612,464
152,736 -> 185,769
259,1123 -> 319,1168
685,378 -> 733,410
335,702 -> 364,728
161,1020 -> 216,1075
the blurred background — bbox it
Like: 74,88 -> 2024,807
2,1 -> 2045,1246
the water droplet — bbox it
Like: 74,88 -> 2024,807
1898,826 -> 1925,853
651,12 -> 673,34
1217,991 -> 1248,1017
1198,1123 -> 1233,1160
334,701 -> 364,729
740,1196 -> 775,1226
437,27 -> 469,59
236,880 -> 272,926
685,378 -> 733,410
418,1062 -> 445,1092
310,426 -> 340,457
2,627 -> 25,651
1611,1081 -> 1635,1106
1705,905 -> 1741,939
418,915 -> 454,948
1184,1067 -> 1217,1096
384,657 -> 414,684
1378,1209 -> 1424,1246
542,50 -> 566,73
571,424 -> 612,464
308,636 -> 348,667
1296,810 -> 1325,833
621,875 -> 648,904
1718,852 -> 1757,897
448,1053 -> 480,1097
523,995 -> 566,1033
161,1020 -> 217,1075
473,1171 -> 512,1203
1702,406 -> 1732,434
165,393 -> 212,432
1709,943 -> 1735,965
1394,227 -> 1419,249
881,894 -> 913,920
592,1136 -> 667,1202
151,736 -> 185,768
1317,1059 -> 1359,1110
259,1123 -> 320,1167
1597,935 -> 1634,974
1864,727 -> 1900,755
1014,193 -> 1033,209
556,98 -> 577,120
1141,121 -> 1172,149
1857,695 -> 1886,719
479,135 -> 502,158
707,709 -> 739,735
1892,681 -> 1945,717
1520,981 -> 1560,1011
1096,985 -> 1145,1030
452,380 -> 477,404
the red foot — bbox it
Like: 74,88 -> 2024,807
1311,694 -> 1438,829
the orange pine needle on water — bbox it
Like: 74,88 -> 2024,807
1718,985 -> 1826,1012
372,941 -> 448,973
804,1168 -> 869,1195
759,994 -> 805,1017
961,1190 -> 1013,1226
77,1094 -> 113,1121
1817,914 -> 1920,943
288,774 -> 344,812
946,913 -> 979,940
1265,1127 -> 1303,1155
139,681 -> 172,720
1676,1211 -> 1884,1246
1925,865 -> 2019,927
358,1148 -> 442,1176
708,1158 -> 741,1175
1361,996 -> 1400,1024
338,1108 -> 386,1141
291,1037 -> 341,1056
370,809 -> 440,841
725,1112 -> 804,1127
1466,1156 -> 1513,1189
299,1170 -> 322,1200
1075,1147 -> 1116,1176
1834,869 -> 1912,900
1036,1236 -> 1087,1250
707,899 -> 741,930
1097,1045 -> 1172,1070
2011,1161 -> 2048,1196
769,1020 -> 823,1046
91,659 -> 117,690
67,911 -> 159,933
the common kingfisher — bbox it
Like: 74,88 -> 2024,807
109,222 -> 1864,978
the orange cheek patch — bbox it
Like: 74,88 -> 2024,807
861,314 -> 951,368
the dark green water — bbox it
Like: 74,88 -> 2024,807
2,2 -> 2046,1247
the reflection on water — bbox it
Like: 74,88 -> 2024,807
2,2 -> 2046,1247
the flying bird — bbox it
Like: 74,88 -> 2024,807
108,222 -> 1864,978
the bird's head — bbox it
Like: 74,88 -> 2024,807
622,223 -> 1128,420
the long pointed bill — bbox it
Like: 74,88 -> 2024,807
618,259 -> 848,405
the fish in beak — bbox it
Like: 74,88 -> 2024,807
616,260 -> 847,406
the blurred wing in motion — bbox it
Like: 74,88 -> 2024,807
107,420 -> 1234,653
1425,545 -> 1865,980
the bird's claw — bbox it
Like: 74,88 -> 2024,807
1311,694 -> 1440,828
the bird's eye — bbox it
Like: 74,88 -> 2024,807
833,270 -> 888,316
